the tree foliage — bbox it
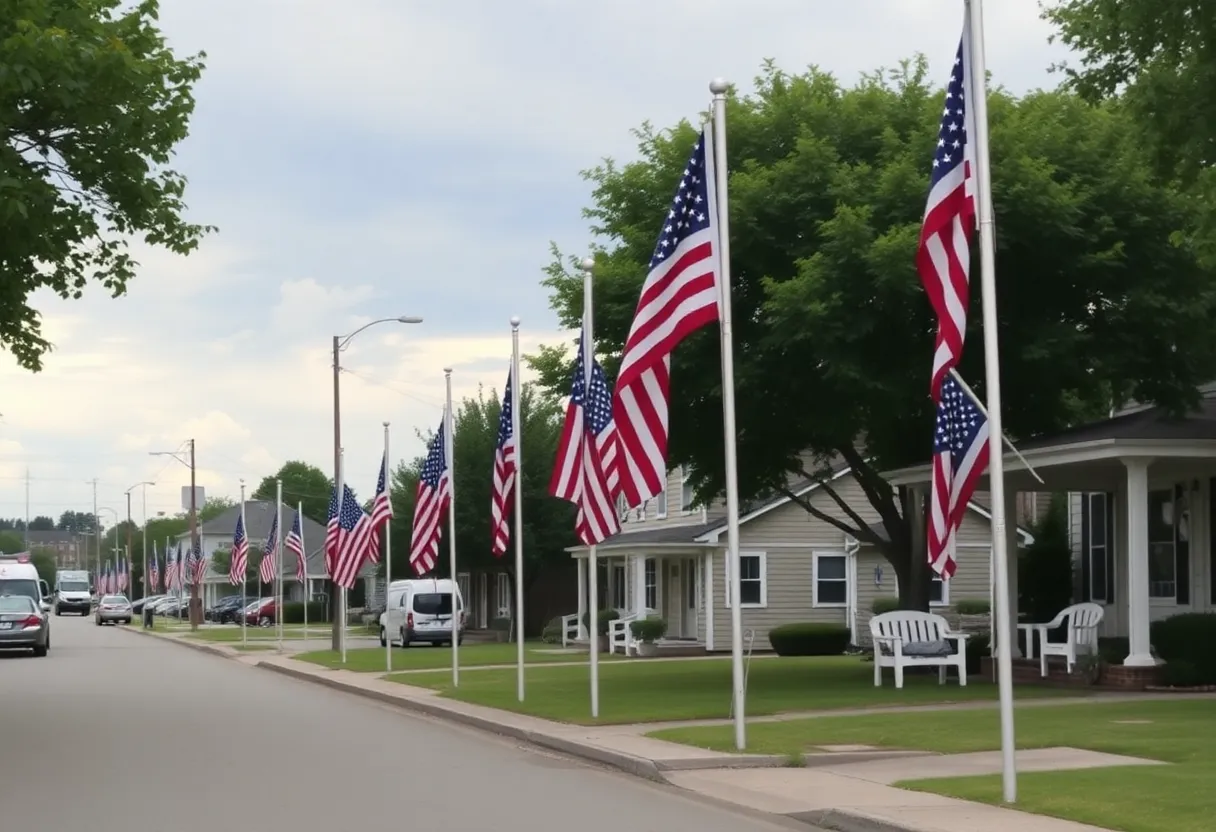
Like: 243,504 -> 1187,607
0,0 -> 212,369
0,530 -> 23,553
253,460 -> 333,525
28,515 -> 54,530
531,59 -> 1216,607
56,510 -> 95,532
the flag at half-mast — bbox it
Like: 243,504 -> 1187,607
490,370 -> 517,556
366,450 -> 393,564
409,417 -> 451,575
285,510 -> 307,582
328,485 -> 375,589
230,513 -> 249,585
259,512 -> 279,584
149,544 -> 160,593
612,130 -> 721,508
927,374 -> 989,577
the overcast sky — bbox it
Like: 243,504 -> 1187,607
0,0 -> 1067,530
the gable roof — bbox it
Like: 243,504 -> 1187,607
1015,393 -> 1216,452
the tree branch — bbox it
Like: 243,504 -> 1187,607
775,485 -> 886,548
835,445 -> 907,549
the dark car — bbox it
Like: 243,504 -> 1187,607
241,597 -> 278,628
210,595 -> 257,624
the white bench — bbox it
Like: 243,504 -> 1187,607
1028,602 -> 1104,677
871,610 -> 969,689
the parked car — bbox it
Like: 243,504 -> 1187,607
95,595 -> 133,625
379,578 -> 465,648
241,597 -> 278,628
0,594 -> 49,656
157,597 -> 188,617
208,595 -> 258,623
131,595 -> 165,615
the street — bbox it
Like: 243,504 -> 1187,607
0,615 -> 806,831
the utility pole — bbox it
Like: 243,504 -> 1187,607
23,468 -> 30,551
188,439 -> 200,626
126,490 -> 133,593
332,335 -> 343,651
90,479 -> 99,592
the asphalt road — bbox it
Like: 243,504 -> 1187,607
0,614 -> 808,832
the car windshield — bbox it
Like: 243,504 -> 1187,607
59,581 -> 89,592
412,593 -> 453,615
103,596 -> 128,604
0,579 -> 40,605
0,595 -> 35,614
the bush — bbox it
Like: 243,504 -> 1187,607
964,633 -> 991,675
630,617 -> 668,642
1019,494 -> 1074,624
768,623 -> 851,656
280,601 -> 328,624
954,599 -> 991,615
871,597 -> 900,615
1098,637 -> 1129,665
490,616 -> 512,632
541,616 -> 564,643
1160,661 -> 1206,688
582,608 -> 620,636
1150,613 -> 1216,684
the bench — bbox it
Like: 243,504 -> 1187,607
870,610 -> 969,689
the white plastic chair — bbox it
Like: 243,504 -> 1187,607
1030,602 -> 1104,677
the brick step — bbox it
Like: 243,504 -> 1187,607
979,656 -> 1161,690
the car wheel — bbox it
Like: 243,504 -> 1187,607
379,628 -> 387,647
32,644 -> 47,657
95,617 -> 101,626
55,607 -> 62,616
399,627 -> 410,649
258,616 -> 272,628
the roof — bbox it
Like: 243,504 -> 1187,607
1015,394 -> 1216,452
26,530 -> 79,544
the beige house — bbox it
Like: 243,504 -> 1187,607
567,463 -> 1033,652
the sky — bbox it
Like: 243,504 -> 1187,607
0,0 -> 1068,532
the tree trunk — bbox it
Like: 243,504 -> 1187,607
892,485 -> 932,611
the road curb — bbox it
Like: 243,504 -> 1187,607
793,809 -> 918,832
117,624 -> 234,659
255,660 -> 668,783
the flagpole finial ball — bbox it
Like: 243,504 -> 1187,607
510,315 -> 521,328
709,78 -> 729,94
383,421 -> 389,428
443,367 -> 452,375
580,257 -> 595,273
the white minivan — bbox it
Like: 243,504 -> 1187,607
379,578 -> 465,648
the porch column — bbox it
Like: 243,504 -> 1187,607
704,551 -> 715,651
633,554 -> 646,617
576,557 -> 588,639
999,489 -> 1022,658
1124,458 -> 1156,666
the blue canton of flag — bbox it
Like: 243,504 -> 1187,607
648,133 -> 713,269
927,374 -> 990,578
930,45 -> 969,186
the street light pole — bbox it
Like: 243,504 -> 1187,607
329,315 -> 423,651
150,439 -> 199,629
127,481 -> 155,599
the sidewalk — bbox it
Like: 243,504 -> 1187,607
132,627 -> 1147,832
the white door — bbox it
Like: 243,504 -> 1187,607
665,561 -> 682,636
683,558 -> 698,638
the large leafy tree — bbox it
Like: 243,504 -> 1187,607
56,510 -> 95,532
28,515 -> 54,531
531,59 -> 1216,608
0,0 -> 212,369
253,461 -> 333,525
388,383 -> 575,612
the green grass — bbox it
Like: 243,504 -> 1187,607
652,699 -> 1216,832
387,656 -> 1074,724
298,642 -> 626,672
232,644 -> 276,652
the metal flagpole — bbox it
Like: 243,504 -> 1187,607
240,481 -> 248,647
338,448 -> 347,665
709,77 -> 747,750
299,502 -> 308,640
579,260 -> 600,718
383,422 -> 393,674
966,0 -> 1017,802
276,478 -> 284,652
509,319 -> 525,703
444,369 -> 460,686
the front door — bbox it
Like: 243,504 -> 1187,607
683,558 -> 698,639
665,561 -> 682,636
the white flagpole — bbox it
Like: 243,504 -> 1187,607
383,421 -> 393,674
966,0 -> 1017,802
299,501 -> 308,641
240,481 -> 247,648
276,478 -> 284,652
509,318 -> 526,703
444,369 -> 460,687
710,77 -> 746,751
338,447 -> 347,665
579,260 -> 599,718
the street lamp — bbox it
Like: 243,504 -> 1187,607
96,507 -> 119,590
150,440 -> 200,627
126,481 -> 155,599
331,315 -> 423,650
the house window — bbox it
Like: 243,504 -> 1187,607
456,572 -> 470,612
496,572 -> 511,617
1147,488 -> 1176,599
813,553 -> 847,607
1174,483 -> 1190,605
1079,492 -> 1115,604
654,487 -> 667,519
611,563 -> 626,609
680,467 -> 695,512
725,552 -> 767,607
929,572 -> 949,606
644,558 -> 657,609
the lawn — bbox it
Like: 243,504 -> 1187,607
387,655 -> 1073,724
651,699 -> 1216,832
297,642 -> 626,672
181,626 -> 342,642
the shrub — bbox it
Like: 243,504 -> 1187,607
964,633 -> 991,675
1160,661 -> 1206,688
1150,613 -> 1216,684
954,599 -> 991,615
1098,637 -> 1129,665
582,607 -> 620,636
1018,494 -> 1074,624
490,616 -> 512,632
768,623 -> 851,656
871,597 -> 900,615
280,601 -> 328,624
541,616 -> 564,643
631,617 -> 668,642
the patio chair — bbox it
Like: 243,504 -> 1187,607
1028,602 -> 1104,677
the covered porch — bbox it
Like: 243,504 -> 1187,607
886,397 -> 1216,675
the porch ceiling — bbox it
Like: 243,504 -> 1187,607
569,543 -> 714,558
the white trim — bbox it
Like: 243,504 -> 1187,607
964,503 -> 1036,545
812,551 -> 849,608
724,550 -> 767,608
654,487 -> 668,519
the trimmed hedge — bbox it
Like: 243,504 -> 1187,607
280,601 -> 329,624
954,599 -> 991,615
541,616 -> 563,643
631,617 -> 668,642
582,608 -> 620,636
768,623 -> 851,656
1150,613 -> 1216,685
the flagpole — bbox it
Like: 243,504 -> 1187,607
579,260 -> 600,718
509,318 -> 526,703
276,478 -> 284,652
383,421 -> 393,674
299,501 -> 308,641
444,368 -> 460,687
966,0 -> 1017,803
338,447 -> 347,665
240,481 -> 247,648
710,77 -> 747,751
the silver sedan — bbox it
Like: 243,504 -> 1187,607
0,595 -> 50,656
95,595 -> 133,625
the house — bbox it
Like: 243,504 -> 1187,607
26,530 -> 88,567
456,562 -> 576,638
885,388 -> 1216,684
565,463 -> 1034,652
173,501 -> 374,608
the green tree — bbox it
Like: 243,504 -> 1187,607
0,0 -> 212,369
388,383 -> 575,618
28,548 -> 55,589
0,530 -> 25,552
28,515 -> 54,531
531,60 -> 1216,609
198,496 -> 234,523
57,510 -> 95,533
208,544 -> 261,586
253,461 -> 333,525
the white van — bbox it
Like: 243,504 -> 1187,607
0,554 -> 51,614
379,578 -> 465,648
55,569 -> 93,615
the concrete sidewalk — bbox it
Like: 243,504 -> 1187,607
130,626 -> 1151,832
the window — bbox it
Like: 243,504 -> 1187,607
929,572 -> 949,606
1174,483 -> 1191,605
456,572 -> 470,612
725,552 -> 767,607
644,558 -> 657,609
1148,488 -> 1176,599
611,563 -> 626,610
496,572 -> 511,617
813,553 -> 847,607
680,467 -> 695,512
1079,492 -> 1115,604
654,487 -> 668,519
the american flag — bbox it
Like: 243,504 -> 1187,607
918,31 -> 977,400
164,545 -> 177,590
613,130 -> 722,507
550,340 -> 621,545
328,484 -> 375,590
259,512 -> 279,584
490,370 -> 517,556
188,537 -> 207,585
928,374 -> 990,578
365,450 -> 393,564
117,558 -> 127,592
230,513 -> 249,585
285,509 -> 306,582
100,563 -> 110,595
409,418 -> 451,575
149,546 -> 160,593
174,542 -> 184,589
